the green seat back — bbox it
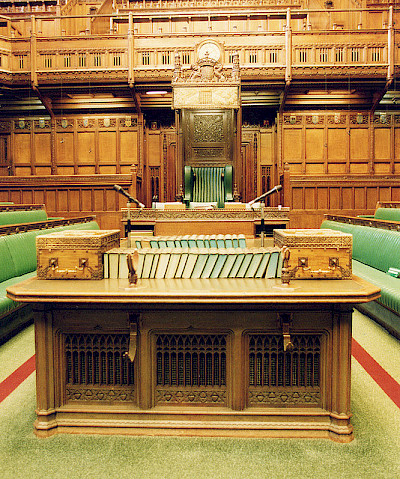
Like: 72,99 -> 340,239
4,231 -> 38,276
321,220 -> 400,273
0,236 -> 17,282
374,208 -> 400,222
184,166 -> 233,208
0,209 -> 48,226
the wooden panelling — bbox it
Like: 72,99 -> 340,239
327,129 -> 347,161
13,133 -> 31,164
283,129 -> 302,162
3,116 -> 138,177
56,132 -> 75,165
147,131 -> 161,167
374,128 -> 391,160
0,175 -> 133,231
120,130 -> 138,165
350,129 -> 369,161
285,175 -> 400,228
305,129 -> 324,161
77,132 -> 96,165
99,131 -> 117,165
34,133 -> 51,165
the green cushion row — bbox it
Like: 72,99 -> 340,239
0,209 -> 48,226
321,220 -> 400,273
374,208 -> 400,222
353,260 -> 400,316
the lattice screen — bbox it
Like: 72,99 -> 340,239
64,333 -> 135,402
248,334 -> 321,406
155,334 -> 227,405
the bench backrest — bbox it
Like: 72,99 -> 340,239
374,208 -> 400,222
321,220 -> 400,272
0,209 -> 48,226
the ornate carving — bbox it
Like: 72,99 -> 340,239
99,118 -> 117,128
192,147 -> 224,158
155,389 -> 227,405
120,117 -> 138,128
66,386 -> 135,402
350,113 -> 368,125
283,114 -> 302,125
193,114 -> 223,142
15,119 -> 31,130
0,120 -> 11,131
249,389 -> 321,406
122,207 -> 290,221
56,118 -> 74,130
78,118 -> 95,128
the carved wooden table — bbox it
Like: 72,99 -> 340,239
7,276 -> 379,442
121,207 -> 290,236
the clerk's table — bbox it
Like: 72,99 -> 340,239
7,275 -> 380,442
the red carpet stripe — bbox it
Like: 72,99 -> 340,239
0,354 -> 36,403
352,338 -> 400,409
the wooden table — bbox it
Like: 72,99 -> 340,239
121,207 -> 290,236
7,275 -> 379,442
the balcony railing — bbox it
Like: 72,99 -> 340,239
0,7 -> 397,85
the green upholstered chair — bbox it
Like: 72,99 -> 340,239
184,165 -> 233,208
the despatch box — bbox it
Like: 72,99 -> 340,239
274,229 -> 352,280
37,230 -> 120,279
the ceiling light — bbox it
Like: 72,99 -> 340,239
145,91 -> 168,95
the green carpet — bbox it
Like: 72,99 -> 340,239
1,315 -> 399,479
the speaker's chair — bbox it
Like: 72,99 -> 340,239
184,165 -> 233,208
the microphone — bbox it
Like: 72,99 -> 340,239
248,185 -> 282,206
113,184 -> 145,208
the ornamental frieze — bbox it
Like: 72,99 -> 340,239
249,389 -> 321,406
122,207 -> 290,221
155,389 -> 227,405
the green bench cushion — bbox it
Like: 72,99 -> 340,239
0,236 -> 17,283
321,220 -> 400,273
0,272 -> 36,319
353,260 -> 400,316
374,208 -> 400,222
0,209 -> 48,226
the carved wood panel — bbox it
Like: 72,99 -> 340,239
182,109 -> 233,166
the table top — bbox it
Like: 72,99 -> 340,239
7,275 -> 380,306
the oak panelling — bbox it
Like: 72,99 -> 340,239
327,128 -> 347,161
34,133 -> 51,165
147,131 -> 162,167
0,175 -> 133,230
56,132 -> 75,165
120,130 -> 138,165
374,128 -> 391,160
305,128 -> 324,161
77,132 -> 96,166
13,133 -> 31,165
349,129 -> 369,161
99,131 -> 117,165
283,128 -> 302,163
285,175 -> 400,229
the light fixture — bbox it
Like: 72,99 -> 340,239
145,91 -> 168,95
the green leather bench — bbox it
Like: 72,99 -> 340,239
0,208 -> 48,226
0,220 -> 100,343
321,219 -> 400,338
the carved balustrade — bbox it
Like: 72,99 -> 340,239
0,7 -> 398,84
